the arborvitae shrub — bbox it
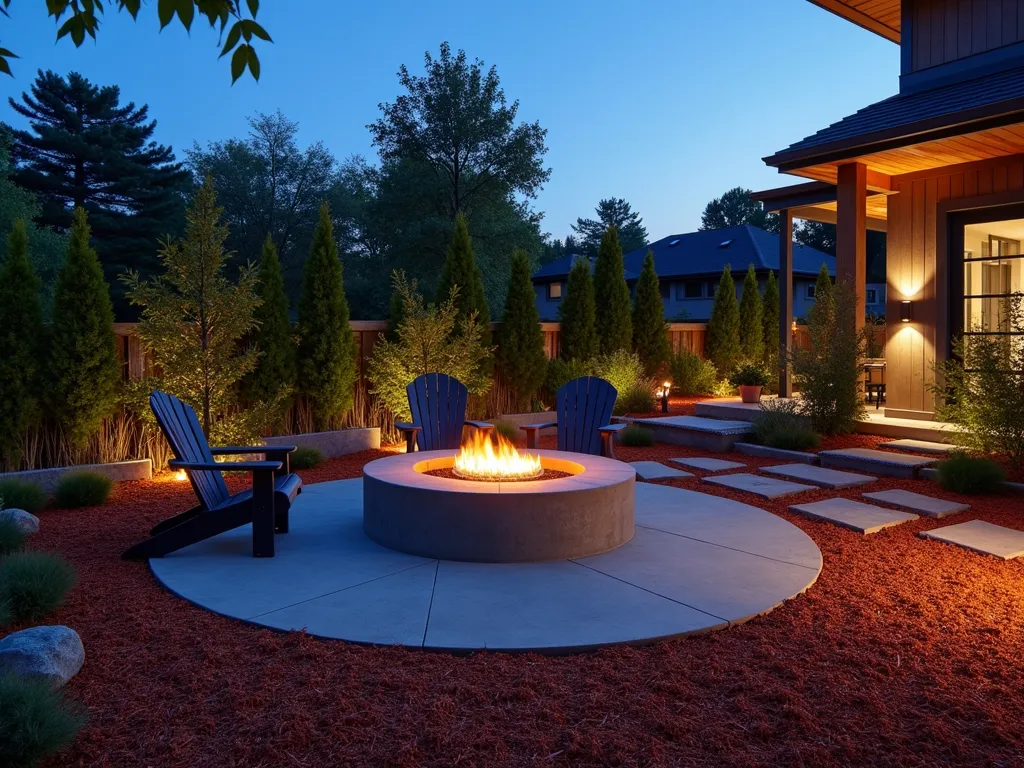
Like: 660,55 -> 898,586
632,250 -> 670,375
245,236 -> 296,423
498,249 -> 547,410
738,264 -> 764,364
435,213 -> 492,373
593,226 -> 632,354
705,264 -> 741,376
558,257 -> 598,362
761,270 -> 780,389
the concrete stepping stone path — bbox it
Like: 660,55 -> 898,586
919,520 -> 1024,560
668,457 -> 746,472
880,439 -> 958,456
788,498 -> 918,534
735,443 -> 819,464
819,448 -> 936,478
623,416 -> 753,452
862,489 -> 969,519
629,461 -> 694,481
761,463 -> 876,489
702,473 -> 816,499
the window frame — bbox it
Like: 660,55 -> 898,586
546,281 -> 563,301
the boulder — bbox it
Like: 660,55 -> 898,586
0,508 -> 40,535
0,626 -> 84,688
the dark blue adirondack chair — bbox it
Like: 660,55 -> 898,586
396,373 -> 493,452
122,391 -> 302,560
520,376 -> 625,458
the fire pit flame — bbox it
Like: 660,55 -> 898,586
452,430 -> 543,481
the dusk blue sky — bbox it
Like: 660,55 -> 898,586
2,0 -> 898,243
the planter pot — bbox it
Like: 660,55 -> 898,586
738,385 -> 763,404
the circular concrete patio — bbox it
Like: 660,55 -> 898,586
150,479 -> 822,653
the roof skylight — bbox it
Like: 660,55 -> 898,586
718,239 -> 733,248
668,239 -> 680,247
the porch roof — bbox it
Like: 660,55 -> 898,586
808,0 -> 901,43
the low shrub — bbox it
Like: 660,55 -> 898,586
593,350 -> 646,398
618,425 -> 654,447
0,673 -> 84,767
615,384 -> 656,416
0,518 -> 26,557
0,552 -> 77,624
289,446 -> 325,470
493,420 -> 520,443
728,363 -> 770,388
54,472 -> 112,509
668,351 -> 717,396
0,480 -> 45,515
935,454 -> 1006,495
752,399 -> 820,451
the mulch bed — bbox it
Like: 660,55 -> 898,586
19,441 -> 1024,767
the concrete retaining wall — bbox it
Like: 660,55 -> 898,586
0,459 -> 153,493
265,427 -> 380,457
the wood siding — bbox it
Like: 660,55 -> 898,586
886,153 -> 1024,415
909,0 -> 1024,72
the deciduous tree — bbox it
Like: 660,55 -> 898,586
593,226 -> 632,354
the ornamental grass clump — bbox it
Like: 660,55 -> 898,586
0,480 -> 45,515
935,454 -> 1006,495
593,350 -> 656,415
0,673 -> 84,768
752,398 -> 820,451
668,351 -> 717,396
289,447 -> 325,471
0,552 -> 77,624
0,518 -> 26,557
54,472 -> 112,509
618,425 -> 654,447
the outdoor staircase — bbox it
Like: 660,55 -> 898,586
613,415 -> 753,452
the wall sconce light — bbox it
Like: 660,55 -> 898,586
900,300 -> 912,323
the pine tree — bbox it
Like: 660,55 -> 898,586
632,250 -> 670,375
124,178 -> 263,442
559,257 -> 598,362
0,221 -> 44,466
297,203 -> 358,430
738,264 -> 764,364
762,270 -> 780,377
498,249 -> 547,410
705,264 -> 741,376
47,207 -> 120,450
593,226 -> 632,354
245,235 -> 295,421
435,213 -> 492,369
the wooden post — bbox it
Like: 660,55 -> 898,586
837,162 -> 867,330
779,209 -> 793,398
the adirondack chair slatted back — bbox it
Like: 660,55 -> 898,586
150,391 -> 231,511
407,373 -> 469,451
555,377 -> 618,455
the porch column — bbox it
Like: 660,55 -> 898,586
778,208 -> 793,397
836,162 -> 867,330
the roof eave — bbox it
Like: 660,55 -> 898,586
807,0 -> 900,44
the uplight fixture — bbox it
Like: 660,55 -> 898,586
900,300 -> 912,323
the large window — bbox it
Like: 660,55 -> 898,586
675,280 -> 703,300
962,219 -> 1023,341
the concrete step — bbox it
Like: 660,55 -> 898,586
618,416 -> 753,453
880,439 -> 958,456
818,448 -> 937,478
734,442 -> 820,464
693,400 -> 762,423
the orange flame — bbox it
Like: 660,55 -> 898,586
453,430 -> 542,481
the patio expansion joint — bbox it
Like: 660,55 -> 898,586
420,560 -> 441,648
634,523 -> 822,572
245,559 -> 439,622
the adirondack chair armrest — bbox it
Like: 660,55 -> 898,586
210,445 -> 297,455
465,420 -> 494,431
169,459 -> 283,472
597,423 -> 626,460
395,422 -> 420,453
598,423 -> 627,434
520,422 -> 558,449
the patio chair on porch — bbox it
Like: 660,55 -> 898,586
122,391 -> 302,560
396,373 -> 494,452
520,376 -> 626,459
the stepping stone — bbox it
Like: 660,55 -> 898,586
788,498 -> 918,534
920,520 -> 1024,560
819,448 -> 936,478
702,473 -> 815,499
863,489 -> 969,519
734,442 -> 819,464
761,463 -> 876,489
668,457 -> 746,472
629,461 -> 693,481
881,439 -> 958,456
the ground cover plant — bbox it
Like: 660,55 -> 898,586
617,424 -> 654,447
0,480 -> 45,515
54,472 -> 112,509
0,551 -> 77,624
752,398 -> 820,451
0,517 -> 26,557
289,447 -> 325,471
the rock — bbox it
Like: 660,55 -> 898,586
0,508 -> 40,535
0,626 -> 84,688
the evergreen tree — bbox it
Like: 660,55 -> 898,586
435,213 -> 492,361
244,235 -> 295,422
572,198 -> 648,255
297,203 -> 358,430
705,264 -> 741,376
387,286 -> 405,342
124,178 -> 263,442
762,270 -> 780,377
0,221 -> 44,467
632,250 -> 670,375
809,264 -> 834,327
47,207 -> 119,450
738,264 -> 764,364
7,71 -> 189,314
593,226 -> 632,354
559,257 -> 598,362
498,249 -> 548,410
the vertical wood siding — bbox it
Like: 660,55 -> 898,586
911,0 -> 1024,72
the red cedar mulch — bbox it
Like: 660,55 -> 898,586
22,440 -> 1024,767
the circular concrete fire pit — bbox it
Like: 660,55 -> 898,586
362,449 -> 635,563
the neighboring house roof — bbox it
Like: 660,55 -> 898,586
532,252 -> 639,282
765,66 -> 1024,169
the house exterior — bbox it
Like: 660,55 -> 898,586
753,0 -> 1024,420
532,225 -> 835,322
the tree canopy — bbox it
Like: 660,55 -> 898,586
571,198 -> 648,255
700,187 -> 778,233
0,1 -> 271,83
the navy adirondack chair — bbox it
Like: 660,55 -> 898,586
520,376 -> 625,458
122,391 -> 301,560
396,373 -> 493,452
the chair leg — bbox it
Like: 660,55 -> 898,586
252,470 -> 275,558
275,503 -> 289,534
601,432 -> 616,460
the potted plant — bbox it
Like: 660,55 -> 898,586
729,364 -> 770,404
